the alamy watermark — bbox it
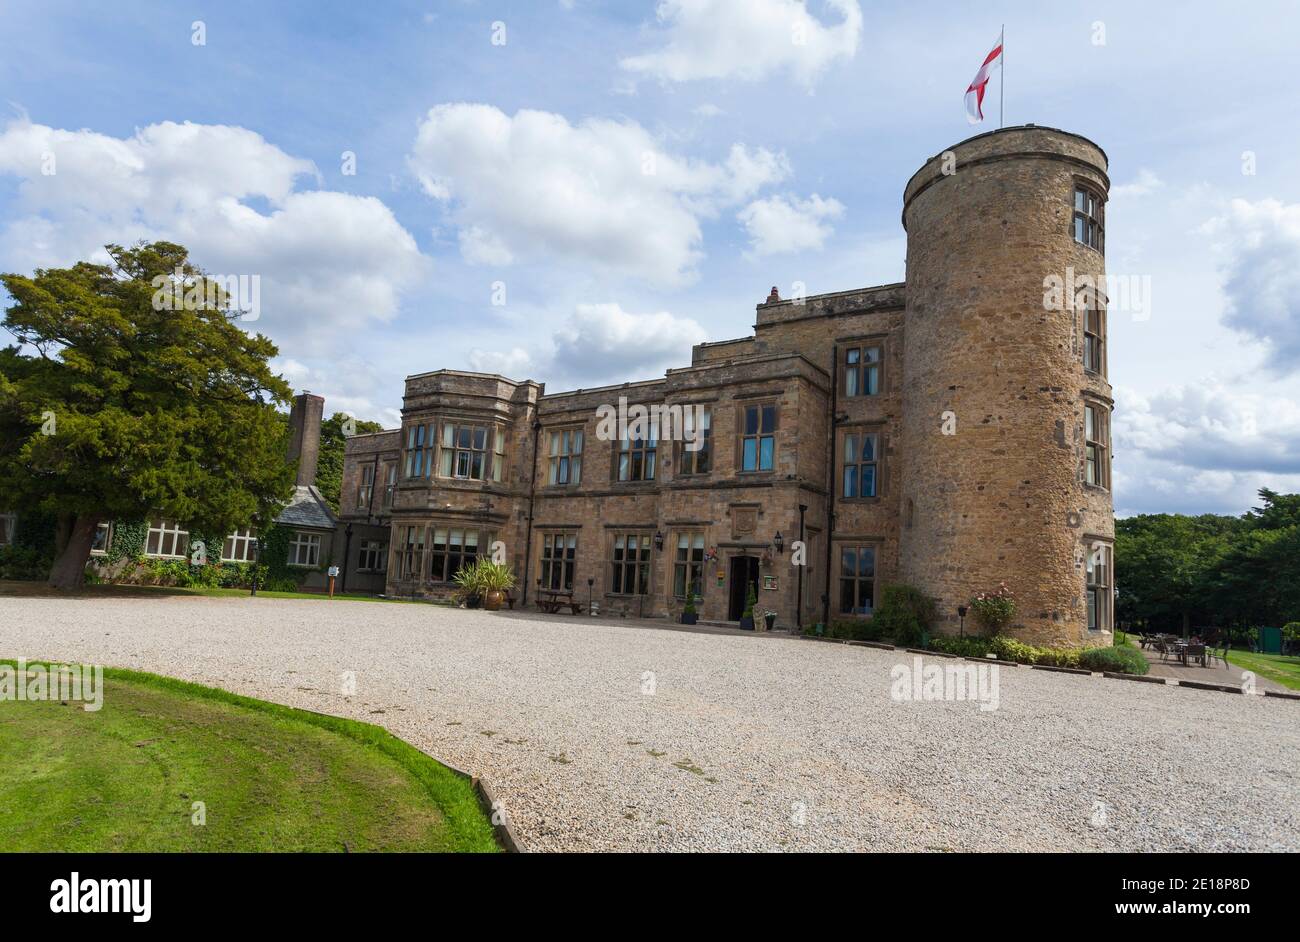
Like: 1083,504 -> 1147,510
890,656 -> 1000,712
1,658 -> 103,711
150,268 -> 261,322
1043,266 -> 1150,321
594,396 -> 707,451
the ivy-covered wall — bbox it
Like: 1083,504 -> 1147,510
3,512 -> 317,591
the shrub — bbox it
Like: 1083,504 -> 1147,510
928,636 -> 992,658
969,583 -> 1016,635
990,635 -> 1041,664
1036,646 -> 1083,669
871,584 -> 936,647
929,634 -> 1087,669
742,582 -> 758,620
826,618 -> 884,641
0,545 -> 51,581
1078,645 -> 1149,675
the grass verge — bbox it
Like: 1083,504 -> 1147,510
0,659 -> 500,852
0,580 -> 408,603
1224,650 -> 1300,691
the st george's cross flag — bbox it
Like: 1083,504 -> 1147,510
965,31 -> 1004,124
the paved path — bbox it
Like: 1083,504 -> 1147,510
1140,647 -> 1291,693
3,595 -> 1297,852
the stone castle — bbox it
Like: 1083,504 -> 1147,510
336,125 -> 1115,645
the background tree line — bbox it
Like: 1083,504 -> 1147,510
1116,488 -> 1300,641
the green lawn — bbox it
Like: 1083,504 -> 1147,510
1224,650 -> 1300,691
0,662 -> 500,852
0,580 -> 409,603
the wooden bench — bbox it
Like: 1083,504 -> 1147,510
536,589 -> 583,615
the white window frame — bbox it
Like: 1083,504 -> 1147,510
89,521 -> 113,556
0,513 -> 14,547
146,519 -> 190,558
222,528 -> 257,563
288,531 -> 321,568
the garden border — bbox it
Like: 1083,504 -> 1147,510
797,635 -> 1294,702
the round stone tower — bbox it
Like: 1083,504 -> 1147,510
897,126 -> 1114,646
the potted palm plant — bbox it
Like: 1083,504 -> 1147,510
453,560 -> 485,609
478,561 -> 516,611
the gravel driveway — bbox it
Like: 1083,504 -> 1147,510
3,595 -> 1297,852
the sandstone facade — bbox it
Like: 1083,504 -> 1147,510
338,126 -> 1115,644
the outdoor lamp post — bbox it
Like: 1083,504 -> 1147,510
250,538 -> 261,597
653,530 -> 664,553
958,605 -> 968,638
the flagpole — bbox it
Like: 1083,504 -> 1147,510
1000,25 -> 1005,128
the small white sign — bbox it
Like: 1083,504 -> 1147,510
327,566 -> 340,578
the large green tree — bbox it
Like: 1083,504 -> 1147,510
0,242 -> 295,588
1116,489 -> 1300,637
1114,512 -> 1241,635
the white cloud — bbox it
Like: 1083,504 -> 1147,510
0,117 -> 428,354
621,0 -> 862,87
1113,379 -> 1300,515
1202,198 -> 1300,374
467,346 -> 537,378
553,303 -> 707,381
407,104 -> 787,285
470,302 -> 707,387
738,192 -> 843,255
1110,169 -> 1163,200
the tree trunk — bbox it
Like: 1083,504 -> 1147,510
47,514 -> 101,590
53,512 -> 74,559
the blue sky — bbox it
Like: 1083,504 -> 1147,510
2,0 -> 1299,517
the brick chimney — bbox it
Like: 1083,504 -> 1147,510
287,391 -> 325,487
765,285 -> 781,304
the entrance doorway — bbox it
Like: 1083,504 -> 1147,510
727,555 -> 761,621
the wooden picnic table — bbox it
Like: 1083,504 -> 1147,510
536,589 -> 584,615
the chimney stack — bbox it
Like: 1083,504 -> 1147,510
287,391 -> 325,487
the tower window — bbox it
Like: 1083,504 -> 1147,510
1083,298 -> 1106,375
1086,542 -> 1113,632
1073,185 -> 1104,251
1085,403 -> 1110,489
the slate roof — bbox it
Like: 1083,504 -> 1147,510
274,485 -> 337,531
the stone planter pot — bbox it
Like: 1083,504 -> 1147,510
763,613 -> 776,631
483,589 -> 505,611
464,594 -> 482,610
680,612 -> 698,625
739,614 -> 754,630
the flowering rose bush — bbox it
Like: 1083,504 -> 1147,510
969,583 -> 1016,636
